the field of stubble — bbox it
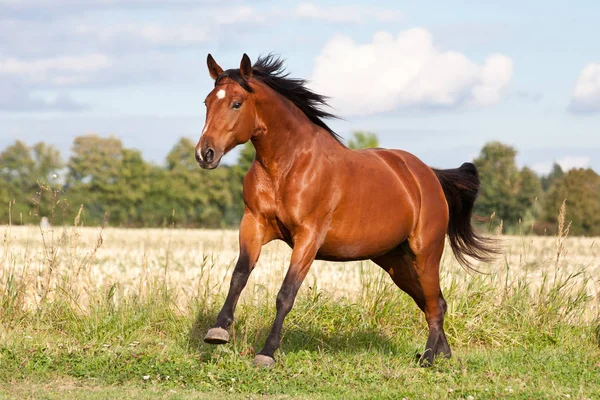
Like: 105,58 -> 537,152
1,225 -> 599,399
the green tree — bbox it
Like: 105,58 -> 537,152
474,141 -> 541,230
0,141 -> 32,221
238,142 -> 256,172
542,168 -> 600,236
517,166 -> 543,232
348,131 -> 379,150
0,184 -> 9,221
163,138 -> 233,227
112,149 -> 150,226
541,163 -> 564,192
140,165 -> 172,227
0,140 -> 35,187
68,135 -> 123,188
0,140 -> 63,223
32,142 -> 63,182
67,135 -> 125,224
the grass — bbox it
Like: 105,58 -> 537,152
0,287 -> 598,399
1,216 -> 599,399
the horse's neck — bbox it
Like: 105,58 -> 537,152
251,97 -> 337,179
251,125 -> 311,178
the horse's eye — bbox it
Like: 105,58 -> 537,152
232,101 -> 242,109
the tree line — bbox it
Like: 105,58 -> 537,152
1,132 -> 598,236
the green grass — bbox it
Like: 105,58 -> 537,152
1,270 -> 599,400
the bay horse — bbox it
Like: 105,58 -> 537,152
195,53 -> 497,368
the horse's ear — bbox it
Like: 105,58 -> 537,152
207,54 -> 223,80
240,53 -> 252,80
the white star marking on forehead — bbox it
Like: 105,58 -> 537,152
216,89 -> 226,99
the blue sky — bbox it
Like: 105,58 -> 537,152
0,0 -> 599,173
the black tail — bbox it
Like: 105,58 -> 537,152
433,162 -> 499,270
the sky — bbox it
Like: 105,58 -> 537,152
0,0 -> 599,173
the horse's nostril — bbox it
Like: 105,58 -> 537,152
204,148 -> 215,163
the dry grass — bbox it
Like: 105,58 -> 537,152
1,223 -> 598,319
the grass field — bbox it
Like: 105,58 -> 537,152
1,222 -> 599,399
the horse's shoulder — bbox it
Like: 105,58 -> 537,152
242,164 -> 277,214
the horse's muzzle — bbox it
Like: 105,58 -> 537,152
195,147 -> 221,170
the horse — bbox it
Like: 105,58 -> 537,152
195,53 -> 497,368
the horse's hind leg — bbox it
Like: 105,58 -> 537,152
410,229 -> 451,366
372,237 -> 451,366
372,243 -> 426,311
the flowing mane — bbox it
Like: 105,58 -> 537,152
215,54 -> 344,144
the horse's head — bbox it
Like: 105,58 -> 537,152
195,53 -> 257,169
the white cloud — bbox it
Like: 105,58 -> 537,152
531,156 -> 591,175
294,2 -> 402,23
0,54 -> 112,85
310,28 -> 513,116
569,63 -> 600,113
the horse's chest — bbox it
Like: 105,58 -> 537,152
249,171 -> 328,243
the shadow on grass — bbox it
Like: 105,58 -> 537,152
188,307 -> 412,361
281,325 -> 405,355
187,307 -> 219,353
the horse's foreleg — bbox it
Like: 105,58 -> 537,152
204,212 -> 265,345
253,231 -> 319,367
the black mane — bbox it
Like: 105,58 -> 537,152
215,54 -> 343,144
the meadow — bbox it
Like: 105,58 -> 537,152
1,219 -> 599,399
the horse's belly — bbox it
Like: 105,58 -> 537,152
317,228 -> 409,261
316,197 -> 414,261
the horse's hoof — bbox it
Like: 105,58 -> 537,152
253,354 -> 276,368
204,327 -> 229,345
418,349 -> 434,367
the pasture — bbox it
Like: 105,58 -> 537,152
1,223 -> 599,399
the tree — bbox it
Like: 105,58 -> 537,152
0,140 -> 35,188
163,138 -> 234,227
542,168 -> 600,236
541,163 -> 564,191
517,166 -> 543,232
474,141 -> 541,230
237,142 -> 256,172
67,135 -> 125,224
166,137 -> 198,172
0,184 -> 9,221
68,135 -> 123,188
10,135 -> 598,234
0,140 -> 63,223
112,149 -> 150,225
348,131 -> 379,150
31,142 -> 63,182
